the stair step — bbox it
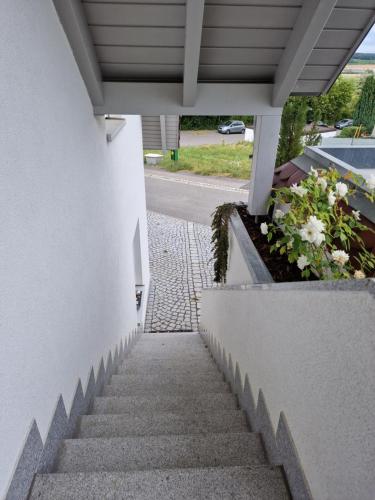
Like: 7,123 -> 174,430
56,433 -> 267,473
30,466 -> 290,499
112,372 -> 223,386
92,392 -> 238,415
117,364 -> 221,379
104,378 -> 229,397
76,410 -> 248,438
128,347 -> 212,362
139,332 -> 204,343
126,348 -> 213,363
119,357 -> 217,373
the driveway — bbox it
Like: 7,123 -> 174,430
180,130 -> 248,147
145,167 -> 249,226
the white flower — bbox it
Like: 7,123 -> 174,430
317,177 -> 327,191
297,255 -> 309,270
332,250 -> 349,266
313,232 -> 325,246
290,184 -> 308,197
309,166 -> 319,178
328,191 -> 336,207
354,270 -> 366,279
335,182 -> 348,198
299,225 -> 319,244
299,216 -> 325,246
274,209 -> 285,220
352,210 -> 361,221
260,222 -> 268,235
308,215 -> 325,233
366,174 -> 375,190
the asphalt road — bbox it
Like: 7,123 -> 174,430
145,167 -> 249,226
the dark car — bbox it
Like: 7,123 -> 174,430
217,120 -> 246,134
335,118 -> 353,129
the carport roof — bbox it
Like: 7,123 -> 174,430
53,0 -> 375,113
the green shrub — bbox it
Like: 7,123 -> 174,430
339,126 -> 358,138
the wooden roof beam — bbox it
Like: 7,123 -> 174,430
272,0 -> 337,107
182,0 -> 205,107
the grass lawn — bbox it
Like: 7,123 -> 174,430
145,141 -> 253,179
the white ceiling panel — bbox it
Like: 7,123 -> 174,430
96,46 -> 184,64
83,3 -> 186,27
201,28 -> 291,48
199,64 -> 276,82
101,63 -> 183,81
90,26 -> 185,47
203,5 -> 300,29
200,48 -> 283,65
327,8 -> 374,29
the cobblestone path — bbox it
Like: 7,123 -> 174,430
144,211 -> 215,332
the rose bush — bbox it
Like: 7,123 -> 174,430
262,167 -> 375,280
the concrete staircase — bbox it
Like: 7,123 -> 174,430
29,332 -> 290,499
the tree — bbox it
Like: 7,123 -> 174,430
353,75 -> 375,133
305,105 -> 321,146
307,76 -> 355,124
276,97 -> 307,167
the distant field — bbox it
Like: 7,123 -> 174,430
343,64 -> 375,78
349,60 -> 375,65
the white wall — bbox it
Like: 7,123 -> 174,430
226,226 -> 253,285
201,285 -> 375,500
0,1 -> 149,497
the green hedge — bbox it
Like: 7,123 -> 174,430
180,115 -> 253,130
339,126 -> 358,138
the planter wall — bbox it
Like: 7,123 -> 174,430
227,211 -> 273,285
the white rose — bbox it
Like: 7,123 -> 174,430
335,182 -> 348,198
308,215 -> 325,233
332,250 -> 349,266
300,217 -> 325,246
354,270 -> 366,279
260,222 -> 268,235
299,227 -> 316,244
366,174 -> 375,190
309,167 -> 319,178
313,232 -> 325,246
290,184 -> 308,197
300,224 -> 319,244
317,177 -> 327,191
297,255 -> 309,270
328,191 -> 336,207
352,210 -> 361,221
274,209 -> 285,220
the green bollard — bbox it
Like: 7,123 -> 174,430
171,149 -> 179,161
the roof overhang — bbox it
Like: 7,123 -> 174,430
53,0 -> 375,115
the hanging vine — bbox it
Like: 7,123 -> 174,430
211,202 -> 237,283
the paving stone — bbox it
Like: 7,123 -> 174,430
145,212 -> 215,333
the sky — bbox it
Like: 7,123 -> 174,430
357,25 -> 375,53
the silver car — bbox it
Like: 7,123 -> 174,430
335,118 -> 353,129
218,120 -> 245,134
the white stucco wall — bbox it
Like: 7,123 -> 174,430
201,285 -> 375,500
226,225 -> 253,285
0,1 -> 149,497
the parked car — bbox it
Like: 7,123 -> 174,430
217,120 -> 245,134
335,118 -> 353,129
